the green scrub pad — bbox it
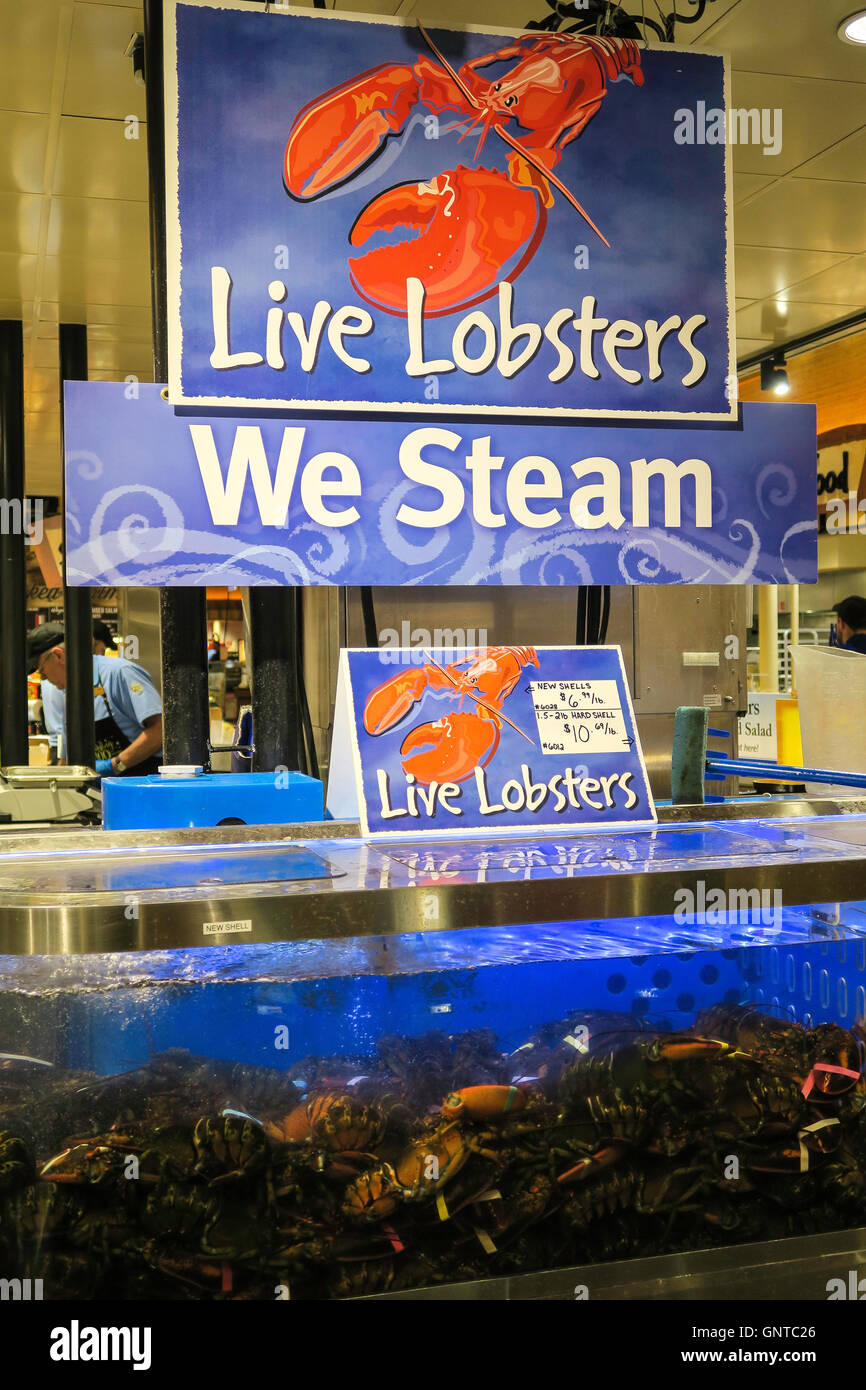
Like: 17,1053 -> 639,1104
671,705 -> 709,805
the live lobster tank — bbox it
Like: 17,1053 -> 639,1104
2,803 -> 866,1300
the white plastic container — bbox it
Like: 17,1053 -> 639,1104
791,644 -> 866,793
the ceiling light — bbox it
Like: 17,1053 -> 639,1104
838,11 -> 866,43
760,353 -> 790,396
125,32 -> 145,85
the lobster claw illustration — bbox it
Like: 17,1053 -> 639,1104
363,647 -> 540,785
400,710 -> 500,785
348,163 -> 546,318
284,28 -> 644,318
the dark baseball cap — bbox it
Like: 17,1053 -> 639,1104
92,619 -> 118,650
26,622 -> 65,674
833,596 -> 866,631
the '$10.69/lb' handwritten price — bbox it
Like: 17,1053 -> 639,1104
529,679 -> 633,755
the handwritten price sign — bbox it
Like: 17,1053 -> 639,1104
530,679 -> 632,754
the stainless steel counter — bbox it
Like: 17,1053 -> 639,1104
0,795 -> 865,956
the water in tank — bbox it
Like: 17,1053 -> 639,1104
2,890 -> 866,1300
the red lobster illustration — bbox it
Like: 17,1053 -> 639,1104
363,646 -> 539,784
284,26 -> 644,317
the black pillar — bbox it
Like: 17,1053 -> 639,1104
249,590 -> 302,771
0,321 -> 28,767
59,324 -> 95,770
144,0 -> 208,766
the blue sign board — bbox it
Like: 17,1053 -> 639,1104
326,645 -> 656,837
63,384 -> 816,588
166,1 -> 735,420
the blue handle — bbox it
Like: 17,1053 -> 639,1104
707,756 -> 866,790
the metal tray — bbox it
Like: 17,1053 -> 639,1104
0,765 -> 96,786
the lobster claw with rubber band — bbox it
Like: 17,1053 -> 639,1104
284,25 -> 644,317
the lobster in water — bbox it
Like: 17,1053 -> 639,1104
694,1005 -> 865,1099
363,646 -> 539,784
284,25 -> 644,316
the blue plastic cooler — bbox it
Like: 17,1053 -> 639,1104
101,770 -> 323,830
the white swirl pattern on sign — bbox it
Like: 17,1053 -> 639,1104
66,448 -> 815,586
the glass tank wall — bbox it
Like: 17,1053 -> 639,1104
2,899 -> 866,1299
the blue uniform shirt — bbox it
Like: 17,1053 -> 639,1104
42,655 -> 162,752
40,679 -> 64,751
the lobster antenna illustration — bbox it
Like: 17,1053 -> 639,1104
416,21 -> 611,248
422,650 -> 535,745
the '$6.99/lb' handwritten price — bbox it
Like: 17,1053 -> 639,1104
529,680 -> 632,755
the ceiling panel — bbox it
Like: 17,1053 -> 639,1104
27,337 -> 63,370
733,172 -> 776,203
40,254 -> 151,306
0,0 -> 65,115
26,412 -> 61,447
797,127 -> 866,183
695,0 -> 866,83
400,0 -> 545,26
734,336 -> 771,357
24,368 -> 60,395
54,115 -> 148,201
34,300 -> 152,330
731,243 -> 850,299
728,72 -> 866,177
0,252 -> 37,300
737,297 -> 863,341
46,194 -> 149,260
86,304 -> 152,331
734,178 -> 866,253
783,252 -> 866,305
0,192 -> 44,255
0,297 -> 33,319
63,2 -> 146,122
85,341 -> 152,370
0,112 -> 51,195
25,391 -> 61,414
89,365 -> 153,382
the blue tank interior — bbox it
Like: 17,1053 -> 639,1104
2,902 -> 864,1077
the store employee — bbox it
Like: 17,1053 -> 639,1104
833,596 -> 866,654
27,622 -> 163,775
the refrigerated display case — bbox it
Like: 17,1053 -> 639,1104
2,799 -> 866,1301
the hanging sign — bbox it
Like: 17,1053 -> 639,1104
165,0 -> 735,420
326,645 -> 656,837
63,384 -> 816,588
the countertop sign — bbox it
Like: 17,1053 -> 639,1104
326,645 -> 656,837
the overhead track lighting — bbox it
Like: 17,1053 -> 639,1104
125,33 -> 145,86
760,353 -> 790,396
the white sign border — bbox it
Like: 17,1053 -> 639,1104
165,0 -> 736,423
326,644 -> 658,839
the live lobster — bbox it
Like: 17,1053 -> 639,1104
284,25 -> 644,316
